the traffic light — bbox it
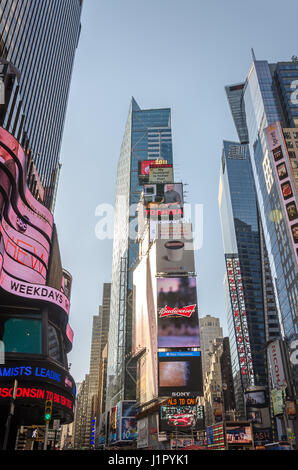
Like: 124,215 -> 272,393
44,400 -> 52,422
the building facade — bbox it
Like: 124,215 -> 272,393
199,315 -> 223,381
106,98 -> 173,409
0,0 -> 82,209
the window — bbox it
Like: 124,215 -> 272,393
0,317 -> 42,354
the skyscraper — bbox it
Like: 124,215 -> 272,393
106,98 -> 173,408
0,0 -> 82,449
199,315 -> 223,380
227,57 -> 298,403
0,0 -> 82,209
218,140 -> 280,415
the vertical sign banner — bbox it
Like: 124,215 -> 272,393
225,255 -> 255,386
267,340 -> 287,389
265,122 -> 298,265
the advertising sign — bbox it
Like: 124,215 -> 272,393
144,183 -> 183,219
149,164 -> 173,184
157,277 -> 199,348
244,389 -> 267,408
206,423 -> 225,449
267,340 -> 287,389
120,401 -> 137,441
225,255 -> 255,385
226,424 -> 252,445
156,232 -> 195,274
0,128 -> 70,317
253,428 -> 272,446
98,412 -> 107,446
159,405 -> 197,432
265,122 -> 298,264
271,388 -> 286,417
137,417 -> 148,449
109,406 -> 118,444
158,351 -> 203,397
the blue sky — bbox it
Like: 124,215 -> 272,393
54,0 -> 298,382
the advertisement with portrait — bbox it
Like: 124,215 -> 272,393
158,351 -> 203,397
157,277 -> 199,348
120,401 -> 138,442
143,183 -> 183,219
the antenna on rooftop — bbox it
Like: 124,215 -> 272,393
251,48 -> 256,61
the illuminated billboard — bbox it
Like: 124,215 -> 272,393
156,229 -> 195,274
265,122 -> 298,264
159,403 -> 204,432
226,424 -> 252,445
157,277 -> 200,348
158,351 -> 203,397
149,164 -> 173,184
0,127 -> 70,317
143,183 -> 183,219
244,389 -> 267,408
159,405 -> 197,432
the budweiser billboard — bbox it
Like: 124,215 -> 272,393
157,277 -> 200,348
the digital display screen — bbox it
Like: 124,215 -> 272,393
143,183 -> 183,219
157,277 -> 199,348
158,352 -> 203,397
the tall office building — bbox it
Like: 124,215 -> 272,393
0,0 -> 82,449
219,140 -> 280,415
226,56 -> 298,402
199,315 -> 223,380
106,98 -> 173,408
0,0 -> 82,209
83,283 -> 111,448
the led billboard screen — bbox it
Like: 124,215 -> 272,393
144,183 -> 183,219
157,277 -> 199,348
244,390 -> 267,408
158,351 -> 203,397
226,425 -> 252,445
0,127 -> 70,317
159,405 -> 197,432
156,229 -> 195,274
149,164 -> 173,184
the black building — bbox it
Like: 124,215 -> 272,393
0,0 -> 82,209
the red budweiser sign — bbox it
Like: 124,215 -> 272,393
159,305 -> 196,318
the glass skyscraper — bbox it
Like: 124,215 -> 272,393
0,0 -> 82,209
242,59 -> 298,398
106,98 -> 173,408
218,141 -> 280,415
